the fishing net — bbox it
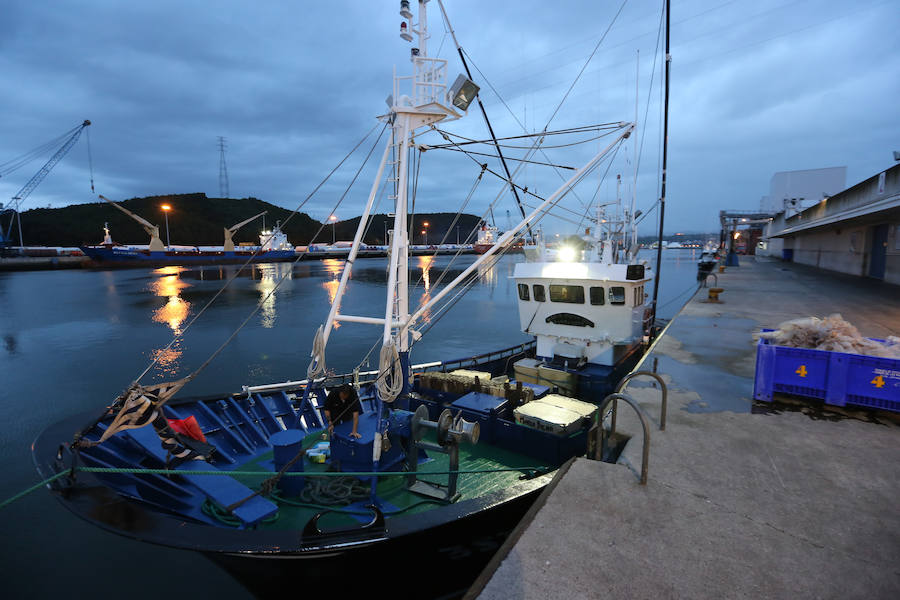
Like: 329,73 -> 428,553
758,314 -> 900,358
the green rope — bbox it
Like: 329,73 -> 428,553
0,465 -> 549,513
73,466 -> 546,477
0,471 -> 70,510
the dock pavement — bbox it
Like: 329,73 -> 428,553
471,256 -> 900,599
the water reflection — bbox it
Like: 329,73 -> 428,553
256,263 -> 292,329
322,259 -> 344,329
419,255 -> 433,292
148,266 -> 190,374
477,259 -> 497,288
417,255 -> 434,323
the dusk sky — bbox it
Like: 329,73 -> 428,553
1,0 -> 897,236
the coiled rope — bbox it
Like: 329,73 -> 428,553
307,325 -> 326,379
299,474 -> 370,506
376,343 -> 403,402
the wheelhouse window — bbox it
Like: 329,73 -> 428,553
533,284 -> 546,302
609,286 -> 626,305
517,283 -> 530,301
589,286 -> 605,305
549,284 -> 584,304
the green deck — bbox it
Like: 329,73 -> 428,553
225,432 -> 548,531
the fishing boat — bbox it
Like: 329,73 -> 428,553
34,1 -> 673,597
79,197 -> 296,266
512,195 -> 654,398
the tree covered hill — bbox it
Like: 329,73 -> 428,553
17,193 -> 487,247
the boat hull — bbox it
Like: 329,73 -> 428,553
33,409 -> 548,599
80,245 -> 296,267
206,486 -> 541,598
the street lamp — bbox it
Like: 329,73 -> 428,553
329,214 -> 337,245
422,221 -> 429,245
161,204 -> 172,250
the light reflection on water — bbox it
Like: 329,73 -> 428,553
416,255 -> 434,323
148,266 -> 190,374
257,263 -> 291,329
321,259 -> 342,329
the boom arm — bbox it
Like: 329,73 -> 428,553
1,120 -> 91,247
9,121 -> 91,213
224,211 -> 267,251
99,194 -> 165,251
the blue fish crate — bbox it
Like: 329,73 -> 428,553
753,331 -> 900,413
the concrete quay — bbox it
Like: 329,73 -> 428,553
472,257 -> 900,599
0,255 -> 89,271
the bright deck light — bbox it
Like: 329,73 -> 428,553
558,246 -> 577,262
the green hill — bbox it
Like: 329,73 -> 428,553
16,193 -> 487,247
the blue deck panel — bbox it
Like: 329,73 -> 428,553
514,381 -> 550,398
452,392 -> 508,416
124,425 -> 278,526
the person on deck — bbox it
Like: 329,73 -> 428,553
324,383 -> 362,439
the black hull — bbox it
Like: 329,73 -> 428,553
33,410 -> 550,600
207,488 -> 540,599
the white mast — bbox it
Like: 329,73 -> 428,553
309,0 -> 471,392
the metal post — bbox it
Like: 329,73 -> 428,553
16,211 -> 24,250
164,211 -> 170,250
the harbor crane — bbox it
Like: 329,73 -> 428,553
224,211 -> 266,251
0,120 -> 92,248
99,194 -> 166,251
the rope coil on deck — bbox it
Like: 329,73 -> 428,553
376,343 -> 403,402
307,325 -> 326,379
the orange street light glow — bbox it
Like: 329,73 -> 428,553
161,204 -> 171,211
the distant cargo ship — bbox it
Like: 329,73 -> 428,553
80,196 -> 295,266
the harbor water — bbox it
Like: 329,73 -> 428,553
0,249 -> 700,598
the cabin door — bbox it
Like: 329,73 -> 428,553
868,224 -> 888,279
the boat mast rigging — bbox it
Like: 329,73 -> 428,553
650,0 -> 671,325
435,0 -> 533,243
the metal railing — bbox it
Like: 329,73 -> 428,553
614,370 -> 668,431
590,392 -> 652,485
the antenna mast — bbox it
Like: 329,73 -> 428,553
218,136 -> 230,199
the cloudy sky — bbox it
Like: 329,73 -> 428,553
1,0 -> 897,235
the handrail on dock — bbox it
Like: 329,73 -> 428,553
590,393 -> 651,485
614,370 -> 668,431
